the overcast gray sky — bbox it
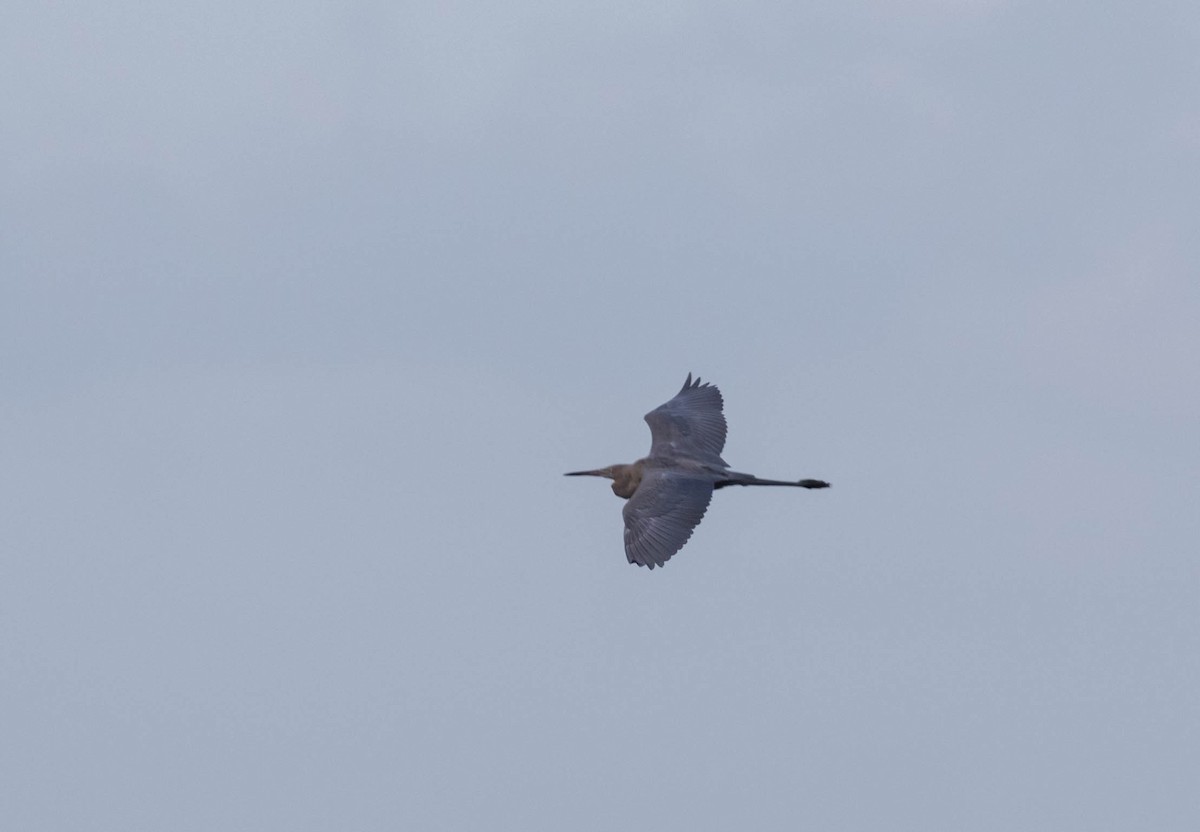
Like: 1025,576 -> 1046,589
4,1 -> 1199,829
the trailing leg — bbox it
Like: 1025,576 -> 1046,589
714,472 -> 830,490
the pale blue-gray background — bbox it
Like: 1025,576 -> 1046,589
4,2 -> 1198,829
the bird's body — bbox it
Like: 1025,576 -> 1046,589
567,374 -> 829,569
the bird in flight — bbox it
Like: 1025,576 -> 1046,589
566,373 -> 829,569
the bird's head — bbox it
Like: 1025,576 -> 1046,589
565,463 -> 641,499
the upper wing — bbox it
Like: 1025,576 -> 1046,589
643,373 -> 728,464
622,470 -> 715,569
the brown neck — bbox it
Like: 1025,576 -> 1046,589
608,463 -> 643,499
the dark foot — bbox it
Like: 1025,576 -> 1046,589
798,479 -> 830,489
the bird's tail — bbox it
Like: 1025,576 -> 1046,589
714,472 -> 830,490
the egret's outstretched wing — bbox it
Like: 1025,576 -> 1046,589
643,373 -> 728,464
622,470 -> 714,569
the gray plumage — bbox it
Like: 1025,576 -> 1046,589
643,375 -> 729,466
566,374 -> 830,569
